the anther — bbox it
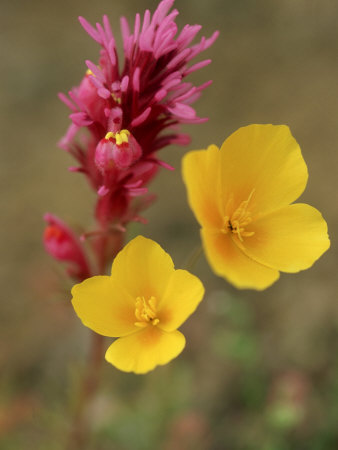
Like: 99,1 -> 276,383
134,296 -> 159,327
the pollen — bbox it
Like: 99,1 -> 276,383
134,296 -> 160,327
104,129 -> 130,145
222,189 -> 255,242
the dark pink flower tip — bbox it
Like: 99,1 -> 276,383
43,213 -> 90,280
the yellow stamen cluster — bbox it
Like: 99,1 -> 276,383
222,189 -> 255,242
105,129 -> 130,146
134,296 -> 160,328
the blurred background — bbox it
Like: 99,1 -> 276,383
1,0 -> 337,448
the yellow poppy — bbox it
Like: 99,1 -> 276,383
182,124 -> 330,290
71,236 -> 204,374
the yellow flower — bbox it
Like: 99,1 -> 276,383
182,124 -> 330,290
71,236 -> 204,374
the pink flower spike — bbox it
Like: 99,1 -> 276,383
58,1 -> 218,229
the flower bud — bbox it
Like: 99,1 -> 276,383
43,213 -> 90,280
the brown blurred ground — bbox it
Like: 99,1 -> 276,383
0,0 -> 337,449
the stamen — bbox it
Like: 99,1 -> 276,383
104,129 -> 130,145
222,189 -> 256,242
105,131 -> 114,140
134,296 -> 159,327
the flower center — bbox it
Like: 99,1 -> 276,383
134,296 -> 159,328
221,189 -> 255,242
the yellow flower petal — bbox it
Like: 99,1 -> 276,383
105,327 -> 186,374
110,235 -> 174,300
71,276 -> 136,337
219,124 -> 308,215
236,203 -> 330,272
182,145 -> 223,229
157,269 -> 205,332
201,228 -> 280,290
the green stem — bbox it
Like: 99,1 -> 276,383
66,332 -> 105,450
66,231 -> 124,450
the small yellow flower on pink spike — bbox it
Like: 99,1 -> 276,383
182,124 -> 330,290
71,236 -> 204,374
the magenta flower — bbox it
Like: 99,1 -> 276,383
59,0 -> 218,228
